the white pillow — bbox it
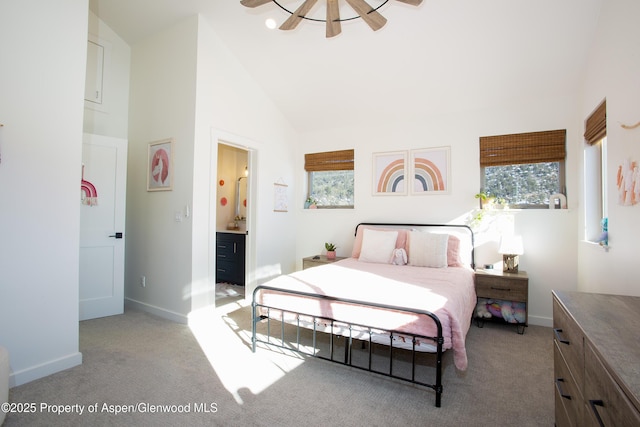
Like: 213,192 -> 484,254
408,231 -> 449,268
359,229 -> 398,264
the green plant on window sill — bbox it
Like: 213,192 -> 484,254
304,197 -> 318,209
474,192 -> 506,210
469,192 -> 508,231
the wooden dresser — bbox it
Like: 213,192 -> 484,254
553,290 -> 640,426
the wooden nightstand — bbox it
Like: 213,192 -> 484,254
302,255 -> 347,270
475,269 -> 528,334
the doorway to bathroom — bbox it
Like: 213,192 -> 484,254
215,143 -> 250,303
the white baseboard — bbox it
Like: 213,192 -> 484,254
125,298 -> 188,324
528,315 -> 553,328
9,352 -> 82,388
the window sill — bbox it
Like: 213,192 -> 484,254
304,206 -> 354,210
581,240 -> 610,252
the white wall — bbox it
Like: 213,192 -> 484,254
124,15 -> 299,320
296,94 -> 582,326
0,0 -> 87,386
125,16 -> 198,321
578,0 -> 640,295
195,16 -> 299,308
83,10 -> 130,139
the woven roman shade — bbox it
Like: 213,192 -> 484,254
584,100 -> 607,145
479,129 -> 566,167
304,149 -> 354,171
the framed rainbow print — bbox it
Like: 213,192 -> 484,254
410,146 -> 450,195
373,151 -> 407,195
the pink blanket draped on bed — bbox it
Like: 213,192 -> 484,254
257,258 -> 476,370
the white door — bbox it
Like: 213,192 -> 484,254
79,134 -> 127,320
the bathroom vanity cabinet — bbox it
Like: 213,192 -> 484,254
216,232 -> 245,286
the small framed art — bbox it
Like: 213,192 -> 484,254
147,138 -> 174,191
274,182 -> 288,212
410,146 -> 450,195
373,151 -> 407,195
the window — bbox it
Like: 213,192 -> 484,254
305,149 -> 354,208
479,129 -> 566,208
584,100 -> 607,243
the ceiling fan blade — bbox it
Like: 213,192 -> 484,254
240,0 -> 272,8
395,0 -> 423,5
344,0 -> 387,31
279,0 -> 320,31
326,0 -> 342,38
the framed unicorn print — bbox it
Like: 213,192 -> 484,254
147,138 -> 174,191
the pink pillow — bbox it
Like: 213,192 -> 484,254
404,232 -> 463,267
447,235 -> 463,267
352,226 -> 408,258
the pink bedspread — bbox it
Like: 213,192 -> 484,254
256,258 -> 476,370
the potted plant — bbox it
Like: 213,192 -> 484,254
475,191 -> 495,209
325,242 -> 337,259
305,197 -> 317,209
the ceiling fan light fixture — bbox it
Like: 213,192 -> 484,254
241,0 -> 423,38
265,18 -> 277,29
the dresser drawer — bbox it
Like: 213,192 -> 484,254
584,343 -> 640,427
475,275 -> 527,302
553,296 -> 584,390
554,341 -> 583,426
555,391 -> 573,427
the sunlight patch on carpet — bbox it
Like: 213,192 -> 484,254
188,302 -> 306,405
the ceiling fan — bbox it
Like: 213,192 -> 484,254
240,0 -> 423,38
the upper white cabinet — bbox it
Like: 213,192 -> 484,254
84,34 -> 110,111
85,38 -> 104,104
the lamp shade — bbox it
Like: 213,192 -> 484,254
499,235 -> 523,273
499,235 -> 524,255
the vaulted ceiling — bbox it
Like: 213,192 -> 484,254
89,0 -> 603,132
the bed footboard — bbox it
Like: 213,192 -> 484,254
251,285 -> 445,407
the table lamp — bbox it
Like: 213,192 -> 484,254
499,235 -> 524,273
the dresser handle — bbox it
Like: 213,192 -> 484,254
555,378 -> 571,400
588,399 -> 605,427
553,328 -> 570,345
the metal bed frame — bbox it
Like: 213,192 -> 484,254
250,223 -> 475,408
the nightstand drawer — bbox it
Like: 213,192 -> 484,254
475,275 -> 527,301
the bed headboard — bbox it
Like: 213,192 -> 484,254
354,222 -> 475,269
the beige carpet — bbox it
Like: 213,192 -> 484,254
215,283 -> 245,300
5,299 -> 554,426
